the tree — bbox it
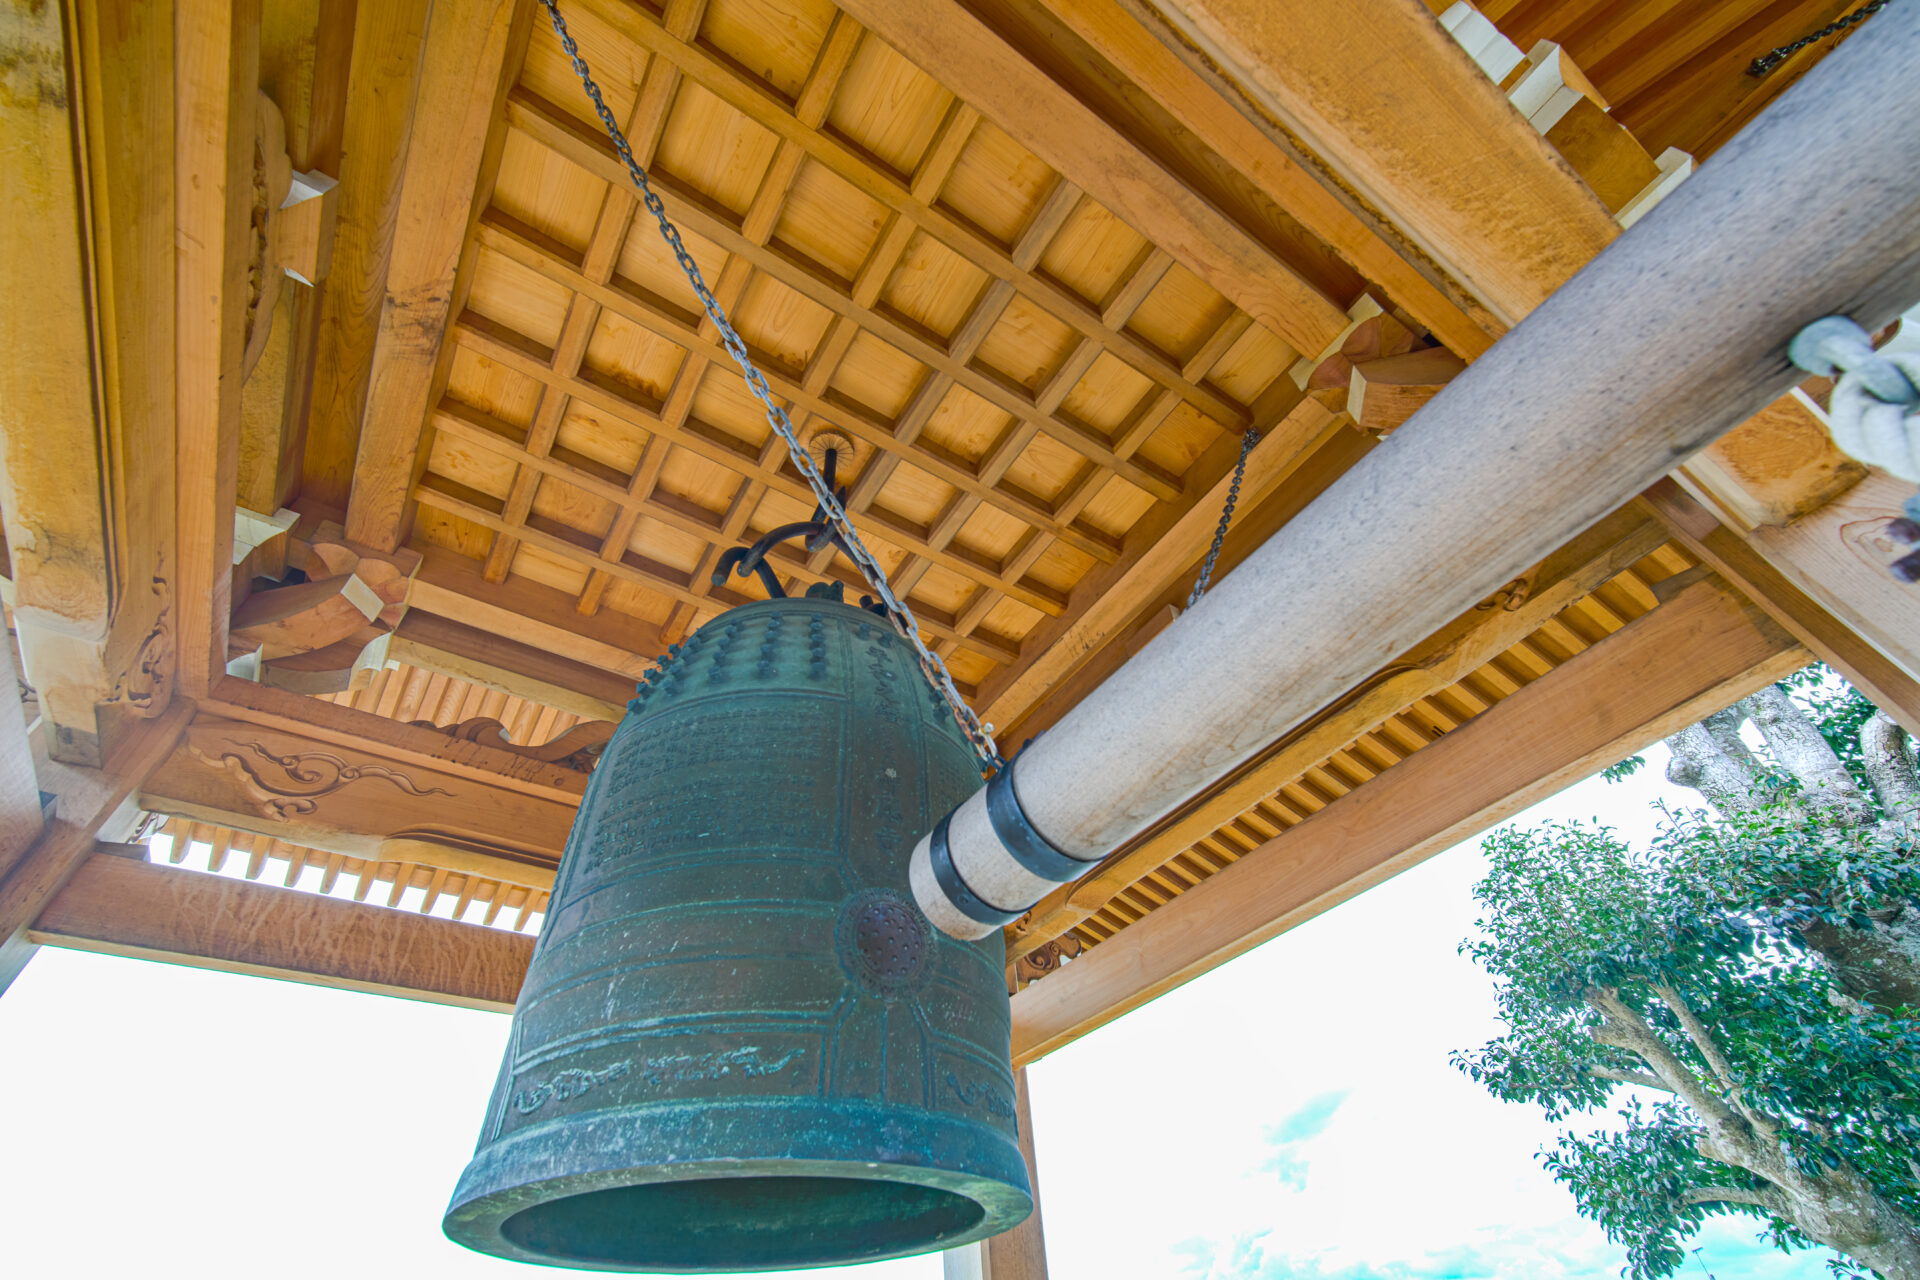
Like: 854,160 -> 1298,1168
1455,674 -> 1920,1279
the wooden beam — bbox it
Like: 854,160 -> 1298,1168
0,0 -> 178,763
302,0 -> 433,511
201,674 -> 590,800
0,701 -> 194,992
1641,478 -> 1920,734
31,852 -> 532,1012
1124,0 -> 1617,326
1005,504 -> 1668,966
1027,0 -> 1493,356
344,0 -> 531,553
836,0 -> 1347,357
387,611 -> 631,724
1009,573 -> 1806,1063
138,714 -> 577,867
407,544 -> 663,681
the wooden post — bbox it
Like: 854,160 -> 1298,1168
910,12 -> 1920,938
944,1068 -> 1049,1278
0,0 -> 178,764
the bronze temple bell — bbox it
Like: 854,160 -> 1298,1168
443,595 -> 1033,1272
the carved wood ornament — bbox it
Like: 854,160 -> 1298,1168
190,738 -> 455,822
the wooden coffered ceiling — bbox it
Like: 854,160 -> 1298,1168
85,0 -> 1862,1032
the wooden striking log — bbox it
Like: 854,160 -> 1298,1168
31,853 -> 532,1012
911,15 -> 1920,940
1009,574 -> 1806,1063
1004,504 -> 1668,968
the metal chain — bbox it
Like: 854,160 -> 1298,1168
1750,0 -> 1890,76
536,0 -> 1003,771
1186,426 -> 1259,608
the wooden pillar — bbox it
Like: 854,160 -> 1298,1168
0,0 -> 178,765
945,1068 -> 1049,1279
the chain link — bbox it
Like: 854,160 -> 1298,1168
536,0 -> 1004,771
1186,426 -> 1259,608
1749,0 -> 1890,76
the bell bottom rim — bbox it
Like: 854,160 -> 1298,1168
443,1096 -> 1034,1273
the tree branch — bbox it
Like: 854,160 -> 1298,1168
1585,1064 -> 1676,1093
1684,1185 -> 1785,1213
1586,990 -> 1757,1154
1652,984 -> 1776,1137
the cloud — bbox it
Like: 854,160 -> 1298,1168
1257,1090 -> 1351,1189
1265,1091 -> 1353,1145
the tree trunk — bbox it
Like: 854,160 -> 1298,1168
1862,712 -> 1920,823
1802,908 -> 1920,1013
1744,686 -> 1873,823
1767,1159 -> 1920,1280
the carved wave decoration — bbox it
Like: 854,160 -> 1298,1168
193,739 -> 455,821
111,577 -> 172,714
406,716 -> 615,772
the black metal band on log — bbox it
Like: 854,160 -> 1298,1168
911,14 -> 1920,939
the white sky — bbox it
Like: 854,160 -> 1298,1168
0,743 -> 1839,1279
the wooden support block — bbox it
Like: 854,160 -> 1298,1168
1009,574 -> 1805,1063
1617,146 -> 1693,230
274,169 -> 339,285
1678,390 -> 1866,530
259,625 -> 392,695
1346,346 -> 1467,434
1545,97 -> 1660,215
1500,40 -> 1606,133
31,853 -> 533,1012
229,574 -> 382,659
288,518 -> 422,626
1436,2 -> 1523,82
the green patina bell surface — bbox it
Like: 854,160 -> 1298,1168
443,596 -> 1032,1273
